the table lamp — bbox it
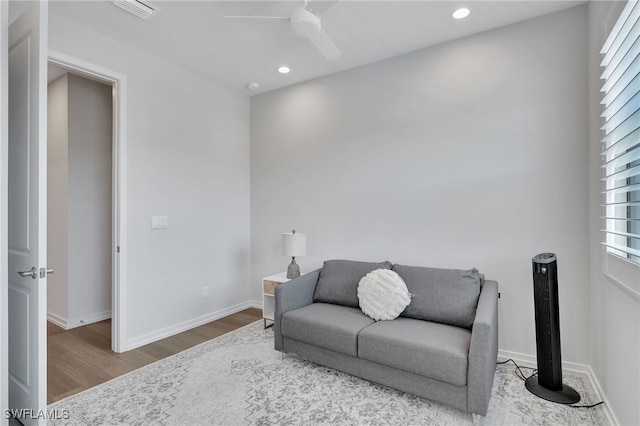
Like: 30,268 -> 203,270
282,230 -> 306,279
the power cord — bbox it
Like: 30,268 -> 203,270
496,359 -> 604,409
571,401 -> 605,409
497,358 -> 537,381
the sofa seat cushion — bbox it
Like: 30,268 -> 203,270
358,317 -> 471,386
281,303 -> 375,357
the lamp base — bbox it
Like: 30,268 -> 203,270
287,257 -> 300,279
525,377 -> 580,404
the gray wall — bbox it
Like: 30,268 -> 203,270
588,2 -> 640,425
50,13 -> 251,347
251,6 -> 590,363
47,73 -> 113,328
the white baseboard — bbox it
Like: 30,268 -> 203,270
67,311 -> 112,329
46,312 -> 68,329
583,364 -> 620,426
47,310 -> 112,330
498,349 -> 590,374
498,349 -> 618,425
126,300 -> 261,351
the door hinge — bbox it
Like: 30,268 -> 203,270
117,246 -> 120,253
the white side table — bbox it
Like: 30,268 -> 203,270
262,272 -> 291,329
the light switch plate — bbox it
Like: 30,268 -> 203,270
151,216 -> 169,229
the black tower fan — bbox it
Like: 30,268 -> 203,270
525,253 -> 580,404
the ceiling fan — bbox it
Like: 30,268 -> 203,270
225,1 -> 341,60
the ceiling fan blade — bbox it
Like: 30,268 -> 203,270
308,28 -> 341,60
307,0 -> 340,17
224,15 -> 288,22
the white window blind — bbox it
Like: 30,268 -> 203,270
601,0 -> 640,264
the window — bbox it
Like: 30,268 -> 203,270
601,0 -> 640,265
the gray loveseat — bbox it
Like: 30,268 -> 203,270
274,260 -> 499,416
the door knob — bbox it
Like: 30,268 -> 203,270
18,267 -> 38,279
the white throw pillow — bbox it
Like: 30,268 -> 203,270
357,269 -> 412,321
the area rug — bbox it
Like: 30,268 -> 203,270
48,321 -> 609,425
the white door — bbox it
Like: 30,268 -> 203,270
7,2 -> 47,424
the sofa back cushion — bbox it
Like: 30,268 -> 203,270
393,264 -> 481,329
314,260 -> 393,308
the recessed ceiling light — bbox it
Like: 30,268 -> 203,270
246,82 -> 260,92
278,66 -> 291,74
452,8 -> 470,20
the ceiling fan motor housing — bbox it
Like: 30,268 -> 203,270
290,6 -> 321,38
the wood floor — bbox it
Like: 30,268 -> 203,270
47,308 -> 262,404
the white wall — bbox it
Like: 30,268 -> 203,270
47,74 -> 69,324
47,73 -> 113,328
49,13 -> 251,347
68,73 -> 113,325
251,6 -> 590,364
588,2 -> 640,425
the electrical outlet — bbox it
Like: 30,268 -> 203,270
202,286 -> 209,299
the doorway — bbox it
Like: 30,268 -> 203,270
46,66 -> 113,332
47,51 -> 128,354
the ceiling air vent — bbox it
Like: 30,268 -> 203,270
113,0 -> 161,20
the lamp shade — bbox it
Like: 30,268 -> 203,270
281,231 -> 307,257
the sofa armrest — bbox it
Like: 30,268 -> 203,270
466,280 -> 499,415
274,269 -> 320,351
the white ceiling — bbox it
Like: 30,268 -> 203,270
50,0 -> 585,95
